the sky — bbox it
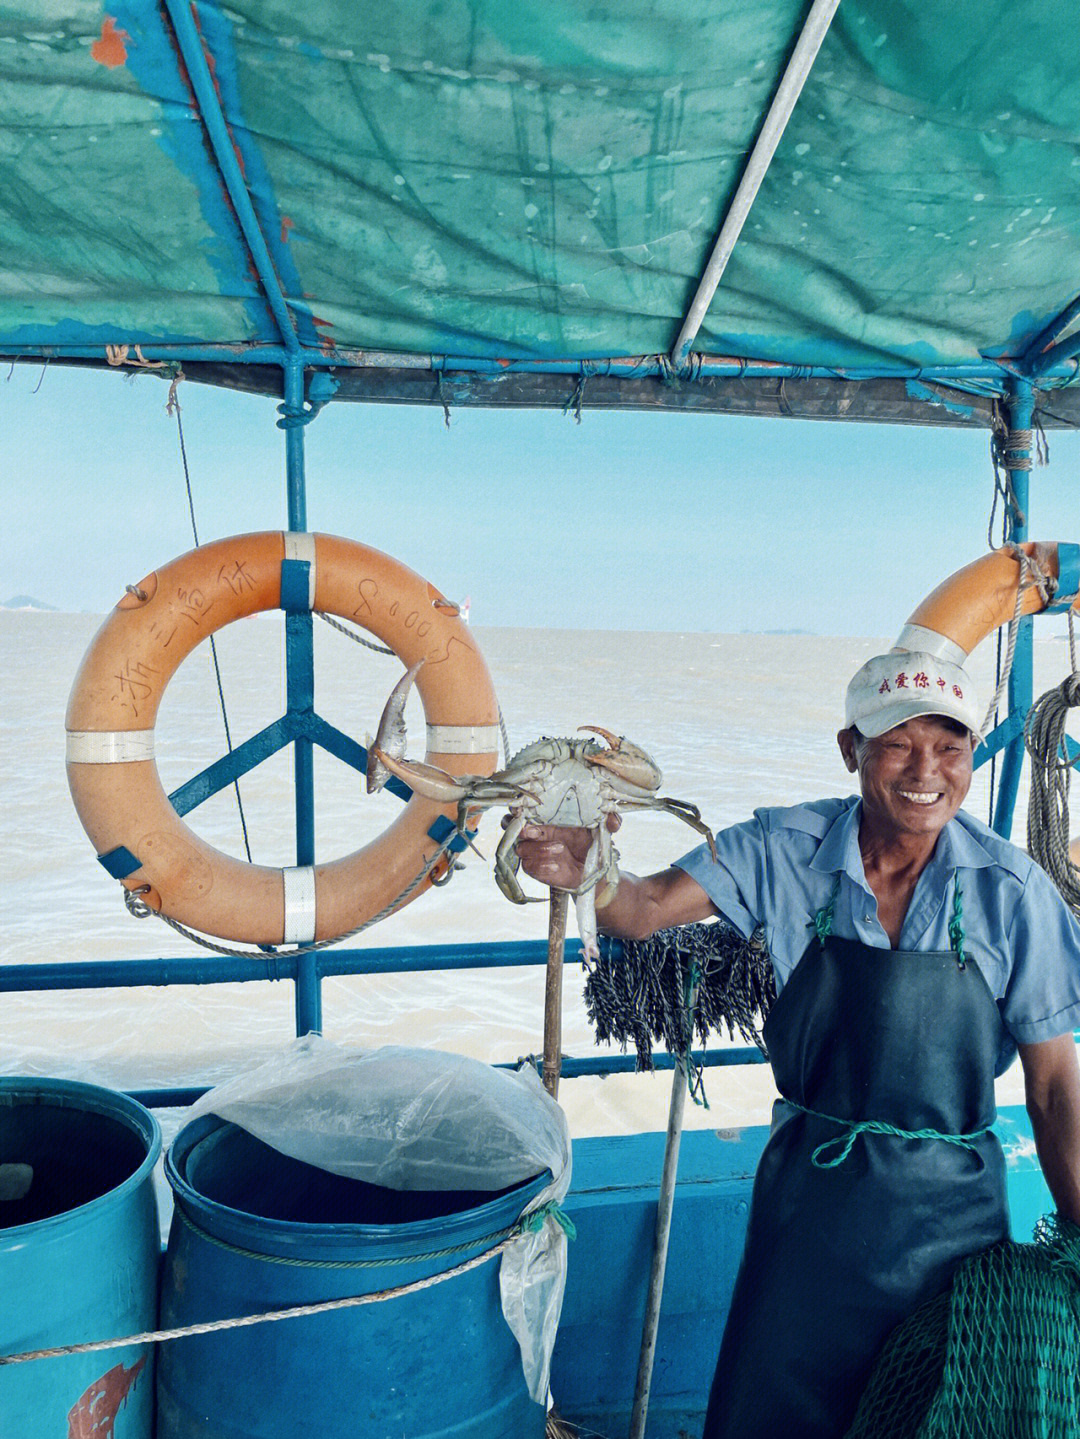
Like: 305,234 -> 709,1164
3,362 -> 1079,635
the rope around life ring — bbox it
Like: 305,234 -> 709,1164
65,532 -> 500,947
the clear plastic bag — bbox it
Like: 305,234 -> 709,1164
186,1035 -> 571,1400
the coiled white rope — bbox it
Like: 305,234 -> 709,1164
1025,614 -> 1080,916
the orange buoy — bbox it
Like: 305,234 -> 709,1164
66,532 -> 499,946
896,540 -> 1079,661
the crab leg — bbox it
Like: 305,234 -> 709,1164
371,747 -> 527,807
617,796 -> 719,862
656,798 -> 719,862
573,827 -> 606,961
494,813 -> 527,903
369,747 -> 472,803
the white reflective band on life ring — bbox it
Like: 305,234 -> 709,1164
891,624 -> 968,667
284,531 -> 317,609
282,866 -> 317,945
425,724 -> 501,755
66,730 -> 156,764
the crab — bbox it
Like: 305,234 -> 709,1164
366,663 -> 717,959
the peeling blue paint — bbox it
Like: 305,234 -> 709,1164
110,0 -> 277,341
189,1 -> 323,349
904,380 -> 977,419
993,305 -> 1072,362
0,318 -> 211,347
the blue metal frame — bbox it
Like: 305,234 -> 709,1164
1025,292 -> 1080,377
968,378 -> 1035,841
0,935 -> 770,1110
6,340 -> 1080,385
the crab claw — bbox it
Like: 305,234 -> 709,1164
366,661 -> 424,793
369,747 -> 472,803
580,728 -> 662,792
579,725 -> 622,749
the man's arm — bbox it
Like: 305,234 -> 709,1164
514,822 -> 719,940
593,864 -> 720,940
1018,1033 -> 1080,1225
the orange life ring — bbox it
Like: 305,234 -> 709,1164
896,540 -> 1080,660
65,532 -> 500,946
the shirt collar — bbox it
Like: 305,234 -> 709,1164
809,797 -> 997,879
932,812 -> 998,871
810,797 -> 863,877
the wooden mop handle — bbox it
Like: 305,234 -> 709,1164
542,889 -> 569,1098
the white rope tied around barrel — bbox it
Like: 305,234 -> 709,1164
1025,612 -> 1080,917
0,1236 -> 510,1367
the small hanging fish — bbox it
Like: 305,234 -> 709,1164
365,660 -> 423,793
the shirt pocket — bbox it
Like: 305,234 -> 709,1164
965,942 -> 1008,1001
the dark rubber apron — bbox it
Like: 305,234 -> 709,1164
703,886 -> 1009,1439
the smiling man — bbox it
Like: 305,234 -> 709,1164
515,649 -> 1080,1439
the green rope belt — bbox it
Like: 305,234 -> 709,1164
783,1100 -> 994,1169
176,1197 -> 575,1269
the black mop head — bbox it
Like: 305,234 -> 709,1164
585,920 -> 776,1070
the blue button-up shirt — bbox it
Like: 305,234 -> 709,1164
676,795 -> 1080,1073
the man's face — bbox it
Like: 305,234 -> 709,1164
837,715 -> 974,841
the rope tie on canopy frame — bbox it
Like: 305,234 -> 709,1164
987,403 -> 1049,544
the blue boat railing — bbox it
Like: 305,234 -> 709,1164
5,936 -> 1072,1112
0,938 -> 771,1110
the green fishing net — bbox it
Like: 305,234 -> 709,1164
845,1215 -> 1080,1439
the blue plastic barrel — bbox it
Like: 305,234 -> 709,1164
0,1077 -> 161,1438
157,1114 -> 549,1439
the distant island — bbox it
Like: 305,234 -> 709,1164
743,627 -> 814,636
2,595 -> 57,610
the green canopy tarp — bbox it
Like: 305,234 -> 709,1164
2,1 -> 1079,416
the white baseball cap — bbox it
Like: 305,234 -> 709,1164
844,651 -> 981,739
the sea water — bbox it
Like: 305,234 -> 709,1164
1,610 -> 1072,1137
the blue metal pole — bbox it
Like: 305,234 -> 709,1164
990,378 -> 1035,839
282,357 -> 321,1034
1024,291 -> 1080,375
125,1047 -> 771,1109
284,360 -> 308,532
160,0 -> 299,352
1029,329 -> 1080,379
